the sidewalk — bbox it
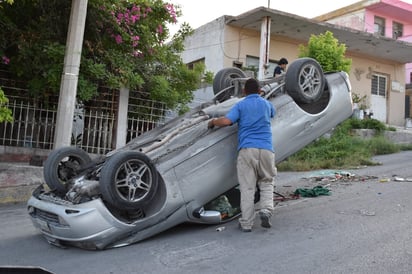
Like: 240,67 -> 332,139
0,162 -> 44,204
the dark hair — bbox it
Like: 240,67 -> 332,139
278,58 -> 288,65
244,78 -> 260,94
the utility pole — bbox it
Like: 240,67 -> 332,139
53,0 -> 88,149
258,16 -> 271,80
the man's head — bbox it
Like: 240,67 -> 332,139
244,78 -> 260,95
278,58 -> 288,66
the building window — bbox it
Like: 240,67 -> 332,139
392,21 -> 403,39
371,74 -> 387,97
187,58 -> 205,70
245,55 -> 277,78
374,16 -> 385,36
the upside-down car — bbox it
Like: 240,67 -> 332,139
27,58 -> 353,250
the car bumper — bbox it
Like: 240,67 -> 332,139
27,184 -> 190,249
27,193 -> 133,249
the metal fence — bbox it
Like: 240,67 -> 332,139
0,85 -> 172,155
0,100 -> 56,150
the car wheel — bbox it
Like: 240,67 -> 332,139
43,147 -> 92,193
99,151 -> 159,210
213,67 -> 247,102
285,58 -> 325,104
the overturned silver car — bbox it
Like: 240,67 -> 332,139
27,58 -> 353,250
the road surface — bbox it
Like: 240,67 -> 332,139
1,151 -> 412,274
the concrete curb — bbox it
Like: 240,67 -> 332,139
353,128 -> 412,144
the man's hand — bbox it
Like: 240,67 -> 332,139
208,119 -> 215,129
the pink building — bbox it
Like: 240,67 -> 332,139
315,0 -> 412,84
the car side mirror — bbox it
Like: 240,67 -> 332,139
192,207 -> 222,223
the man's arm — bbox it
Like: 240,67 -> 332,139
208,117 -> 233,129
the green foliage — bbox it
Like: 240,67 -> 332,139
277,118 -> 403,171
365,136 -> 399,155
14,43 -> 66,99
0,0 -> 204,112
203,71 -> 214,85
0,0 -> 13,6
352,92 -> 369,110
343,118 -> 388,133
400,143 -> 412,150
298,31 -> 352,73
0,87 -> 13,122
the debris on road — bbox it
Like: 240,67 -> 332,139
275,169 -> 412,203
393,176 -> 412,182
294,186 -> 331,197
359,209 -> 376,216
303,170 -> 378,183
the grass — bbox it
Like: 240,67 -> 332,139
277,118 -> 412,171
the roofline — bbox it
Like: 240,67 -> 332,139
313,0 -> 379,21
224,6 -> 412,63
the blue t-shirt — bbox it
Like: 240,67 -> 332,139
273,66 -> 284,76
226,94 -> 276,152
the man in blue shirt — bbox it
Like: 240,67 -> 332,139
208,78 -> 277,232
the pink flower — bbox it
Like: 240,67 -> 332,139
131,14 -> 140,23
157,25 -> 163,34
132,35 -> 140,47
165,4 -> 177,23
115,34 -> 123,44
143,7 -> 152,18
116,13 -> 124,24
131,5 -> 140,13
133,50 -> 143,57
2,56 -> 10,65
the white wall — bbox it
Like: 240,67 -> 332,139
182,16 -> 227,73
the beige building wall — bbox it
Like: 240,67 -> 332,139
347,55 -> 405,125
221,25 -> 405,126
222,26 -> 260,68
324,10 -> 366,31
183,19 -> 406,126
223,26 -> 302,75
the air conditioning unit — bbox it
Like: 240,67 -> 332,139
392,80 -> 404,92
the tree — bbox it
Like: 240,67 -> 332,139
0,88 -> 12,122
0,0 -> 13,122
298,31 -> 352,73
0,0 -> 205,114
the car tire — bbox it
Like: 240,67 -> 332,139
213,67 -> 247,102
99,151 -> 159,210
43,147 -> 92,194
285,58 -> 325,104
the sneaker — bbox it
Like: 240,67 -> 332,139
238,223 -> 252,232
259,210 -> 272,228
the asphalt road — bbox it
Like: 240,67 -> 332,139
2,151 -> 412,274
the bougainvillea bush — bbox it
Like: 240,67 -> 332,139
0,0 -> 203,112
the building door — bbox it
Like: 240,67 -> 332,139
370,74 -> 387,122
